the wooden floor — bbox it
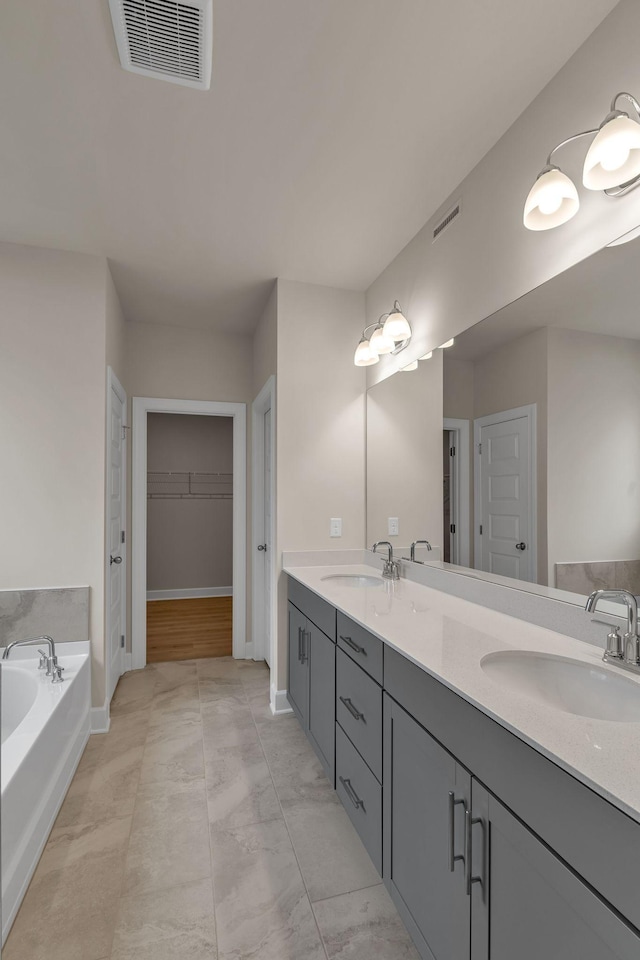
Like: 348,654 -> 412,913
146,596 -> 233,662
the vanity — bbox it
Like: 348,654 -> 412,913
285,563 -> 640,960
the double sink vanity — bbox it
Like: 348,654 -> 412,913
285,557 -> 640,960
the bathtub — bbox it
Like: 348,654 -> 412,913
1,647 -> 91,944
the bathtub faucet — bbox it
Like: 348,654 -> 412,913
2,636 -> 64,683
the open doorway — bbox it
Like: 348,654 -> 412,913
132,398 -> 246,670
146,413 -> 233,662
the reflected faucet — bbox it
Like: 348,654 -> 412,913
585,590 -> 640,670
372,541 -> 400,581
410,540 -> 432,562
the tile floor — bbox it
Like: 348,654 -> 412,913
4,657 -> 419,960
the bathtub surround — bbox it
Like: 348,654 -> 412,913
2,658 -> 417,960
0,587 -> 89,646
555,560 -> 640,596
1,645 -> 91,944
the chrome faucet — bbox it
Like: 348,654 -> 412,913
2,635 -> 64,682
409,540 -> 432,562
585,590 -> 640,672
372,541 -> 400,580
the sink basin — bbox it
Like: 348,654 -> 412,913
320,574 -> 384,588
480,650 -> 640,722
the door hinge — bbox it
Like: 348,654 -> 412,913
120,635 -> 125,648
479,524 -> 483,535
478,442 -> 482,454
121,530 -> 125,544
450,523 -> 456,534
450,446 -> 456,457
121,425 -> 130,440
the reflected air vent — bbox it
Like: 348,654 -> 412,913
432,201 -> 461,242
108,0 -> 213,90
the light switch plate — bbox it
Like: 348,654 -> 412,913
330,518 -> 342,538
388,517 -> 399,536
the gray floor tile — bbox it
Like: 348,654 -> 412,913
205,741 -> 282,829
313,885 -> 420,959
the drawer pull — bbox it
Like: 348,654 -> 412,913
339,776 -> 365,810
448,791 -> 466,872
465,809 -> 485,896
339,696 -> 364,722
340,635 -> 366,655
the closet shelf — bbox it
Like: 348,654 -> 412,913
147,471 -> 233,500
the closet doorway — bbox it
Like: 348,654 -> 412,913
132,398 -> 246,670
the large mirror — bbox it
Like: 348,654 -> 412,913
366,233 -> 640,600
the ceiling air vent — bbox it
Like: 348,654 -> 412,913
432,200 -> 461,242
108,0 -> 213,90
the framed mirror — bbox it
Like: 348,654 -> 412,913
366,232 -> 640,602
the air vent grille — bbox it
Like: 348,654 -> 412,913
109,0 -> 213,90
432,201 -> 461,241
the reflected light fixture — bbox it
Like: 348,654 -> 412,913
524,92 -> 640,231
419,351 -> 433,360
353,301 -> 412,367
439,338 -> 455,349
400,360 -> 419,372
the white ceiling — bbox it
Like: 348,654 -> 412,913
0,0 -> 620,334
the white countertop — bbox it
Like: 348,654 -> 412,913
284,563 -> 640,824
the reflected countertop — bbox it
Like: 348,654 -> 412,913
284,562 -> 640,824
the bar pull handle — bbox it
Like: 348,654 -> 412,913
340,635 -> 366,655
465,809 -> 485,896
339,696 -> 364,722
297,626 -> 303,662
300,629 -> 309,664
448,791 -> 466,872
339,776 -> 364,810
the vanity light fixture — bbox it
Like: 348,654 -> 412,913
400,360 -> 419,371
524,92 -> 640,231
419,351 -> 433,360
353,301 -> 412,367
439,338 -> 455,349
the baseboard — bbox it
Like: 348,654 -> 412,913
90,704 -> 111,734
146,587 -> 232,601
270,688 -> 294,716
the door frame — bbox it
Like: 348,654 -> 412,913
251,376 -> 276,664
131,397 -> 247,669
105,367 -> 127,703
443,418 -> 470,568
473,404 -> 537,581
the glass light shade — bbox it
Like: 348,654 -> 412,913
354,337 -> 379,366
369,325 -> 395,355
383,308 -> 411,341
439,338 -> 455,349
400,360 -> 418,371
583,115 -> 640,190
419,351 -> 433,360
523,168 -> 579,231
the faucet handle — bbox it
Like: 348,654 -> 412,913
591,619 -> 624,660
37,650 -> 49,670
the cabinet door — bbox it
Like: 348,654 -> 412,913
307,623 -> 336,782
471,781 -> 640,960
287,602 -> 308,725
384,695 -> 471,960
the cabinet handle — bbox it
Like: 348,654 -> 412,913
339,776 -> 365,810
448,791 -> 466,872
300,629 -> 309,664
297,626 -> 303,662
339,696 -> 364,722
340,635 -> 366,655
465,808 -> 485,896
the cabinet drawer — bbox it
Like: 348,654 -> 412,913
336,724 -> 382,875
289,578 -> 336,641
336,647 -> 382,781
337,611 -> 383,683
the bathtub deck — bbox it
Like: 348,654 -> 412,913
2,658 -> 418,960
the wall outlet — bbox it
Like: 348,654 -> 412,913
330,518 -> 342,538
388,517 -> 399,536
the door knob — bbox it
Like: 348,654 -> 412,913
257,544 -> 267,552
110,555 -> 122,565
515,542 -> 526,551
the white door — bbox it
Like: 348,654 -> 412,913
107,371 -> 127,701
475,406 -> 536,582
262,407 -> 272,666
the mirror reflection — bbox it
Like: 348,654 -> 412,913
366,235 -> 640,598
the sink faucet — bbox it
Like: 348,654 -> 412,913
585,590 -> 640,671
410,540 -> 432,562
2,635 -> 64,683
372,541 -> 400,581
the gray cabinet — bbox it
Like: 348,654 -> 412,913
287,593 -> 336,783
383,695 -> 470,960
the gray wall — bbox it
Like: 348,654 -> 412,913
147,413 -> 233,593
